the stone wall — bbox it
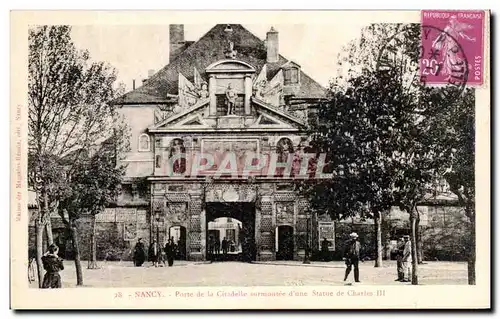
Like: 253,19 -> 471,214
313,204 -> 470,262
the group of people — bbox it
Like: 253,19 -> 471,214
394,235 -> 413,282
342,232 -> 413,283
133,237 -> 177,268
208,236 -> 231,258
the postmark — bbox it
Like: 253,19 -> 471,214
421,10 -> 484,86
376,23 -> 467,103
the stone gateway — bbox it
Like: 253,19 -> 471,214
109,24 -> 327,261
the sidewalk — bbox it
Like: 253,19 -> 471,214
252,260 -> 347,268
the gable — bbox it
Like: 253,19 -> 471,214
148,98 -> 305,133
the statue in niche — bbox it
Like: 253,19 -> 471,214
225,83 -> 237,115
277,138 -> 294,163
224,40 -> 237,59
198,82 -> 209,99
169,138 -> 186,174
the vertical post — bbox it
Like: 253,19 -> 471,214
209,75 -> 216,116
244,75 -> 252,115
303,209 -> 311,264
156,222 -> 160,244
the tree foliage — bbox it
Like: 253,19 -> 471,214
28,25 -> 128,286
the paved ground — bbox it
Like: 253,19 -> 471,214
30,260 -> 468,288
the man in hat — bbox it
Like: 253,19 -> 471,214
343,232 -> 361,283
401,235 -> 412,282
394,237 -> 405,281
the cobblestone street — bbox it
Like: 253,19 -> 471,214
30,260 -> 468,288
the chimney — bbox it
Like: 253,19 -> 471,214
266,27 -> 279,63
148,69 -> 155,78
132,79 -> 136,90
169,24 -> 185,62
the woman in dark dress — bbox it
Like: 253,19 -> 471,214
148,239 -> 161,267
41,244 -> 64,289
133,238 -> 146,267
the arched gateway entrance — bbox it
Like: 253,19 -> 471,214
206,202 -> 256,262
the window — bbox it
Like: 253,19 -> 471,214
169,138 -> 186,174
277,138 -> 294,163
139,134 -> 150,152
284,67 -> 299,85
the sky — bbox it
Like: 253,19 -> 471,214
70,24 -> 366,92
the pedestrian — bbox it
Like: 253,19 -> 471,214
41,244 -> 64,289
208,236 -> 215,260
165,238 -> 175,267
171,237 -> 178,259
222,237 -> 228,259
401,235 -> 412,282
215,237 -> 221,256
148,239 -> 160,267
133,238 -> 146,267
343,232 -> 361,283
394,237 -> 405,281
321,237 -> 330,261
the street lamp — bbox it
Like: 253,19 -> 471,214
154,211 -> 161,244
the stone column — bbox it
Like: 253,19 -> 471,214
244,75 -> 252,115
257,184 -> 275,261
188,192 -> 204,261
200,206 -> 206,261
209,75 -> 217,116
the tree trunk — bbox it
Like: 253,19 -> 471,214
69,224 -> 84,286
410,208 -> 419,285
467,211 -> 476,285
415,212 -> 423,264
43,188 -> 54,245
88,214 -> 99,269
374,211 -> 383,267
35,219 -> 45,288
45,218 -> 54,246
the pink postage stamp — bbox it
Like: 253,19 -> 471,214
421,10 -> 485,86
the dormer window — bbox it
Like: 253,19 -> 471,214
282,61 -> 301,86
284,67 -> 299,85
138,133 -> 151,152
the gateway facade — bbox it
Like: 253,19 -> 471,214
111,24 -> 327,261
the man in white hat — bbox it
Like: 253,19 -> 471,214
343,232 -> 361,283
401,235 -> 412,282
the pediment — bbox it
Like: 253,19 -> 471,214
149,97 -> 306,132
149,99 -> 209,131
206,59 -> 256,74
247,112 -> 299,130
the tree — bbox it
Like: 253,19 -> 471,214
85,138 -> 126,269
56,138 -> 126,276
28,25 -> 125,287
430,88 -> 475,283
321,22 -> 473,284
323,23 -> 422,267
308,71 -> 403,267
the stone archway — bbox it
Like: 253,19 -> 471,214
205,202 -> 256,262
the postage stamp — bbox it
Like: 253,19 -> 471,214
421,10 -> 485,86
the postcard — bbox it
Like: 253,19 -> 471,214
10,10 -> 490,309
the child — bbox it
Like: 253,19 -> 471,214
41,244 -> 64,288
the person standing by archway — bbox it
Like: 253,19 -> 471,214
165,238 -> 176,267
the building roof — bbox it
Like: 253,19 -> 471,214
112,24 -> 327,105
